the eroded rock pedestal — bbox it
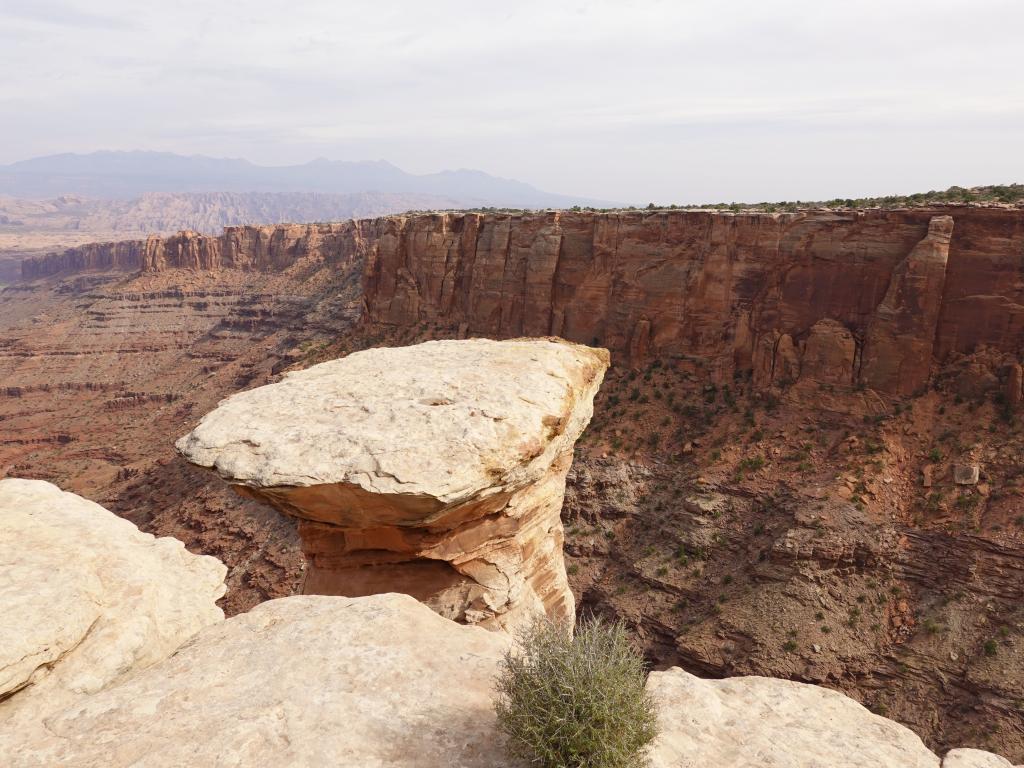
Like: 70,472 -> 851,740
176,337 -> 608,630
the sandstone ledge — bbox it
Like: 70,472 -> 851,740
176,337 -> 609,508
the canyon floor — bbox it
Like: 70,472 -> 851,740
1,211 -> 1022,761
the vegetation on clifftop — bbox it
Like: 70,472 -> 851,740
495,616 -> 658,768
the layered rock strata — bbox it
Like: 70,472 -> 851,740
176,337 -> 608,630
25,207 -> 1024,398
0,478 -> 226,726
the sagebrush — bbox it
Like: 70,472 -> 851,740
494,616 -> 658,768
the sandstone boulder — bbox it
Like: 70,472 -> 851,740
954,465 -> 980,485
0,479 -> 226,726
646,668 -> 941,767
177,337 -> 608,631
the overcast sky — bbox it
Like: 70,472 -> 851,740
2,0 -> 1022,204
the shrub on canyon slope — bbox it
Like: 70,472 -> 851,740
494,616 -> 658,768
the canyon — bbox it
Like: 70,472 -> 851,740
10,478 -> 1010,766
2,206 -> 1023,760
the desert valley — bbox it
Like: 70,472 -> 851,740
4,2 -> 1024,765
2,200 -> 1023,765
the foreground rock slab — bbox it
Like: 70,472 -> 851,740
177,337 -> 609,630
646,668 -> 942,767
7,594 -> 516,768
0,478 -> 226,726
943,749 -> 1021,768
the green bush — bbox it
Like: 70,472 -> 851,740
494,616 -> 658,768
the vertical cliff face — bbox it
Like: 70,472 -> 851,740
361,208 -> 1024,395
20,207 -> 1024,397
20,221 -> 375,278
861,216 -> 953,395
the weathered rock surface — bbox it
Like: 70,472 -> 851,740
2,493 -> 1019,768
647,668 -> 941,767
177,338 -> 608,630
6,594 -> 516,768
0,478 -> 226,725
943,749 -> 1021,768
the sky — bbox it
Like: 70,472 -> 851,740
1,0 -> 1023,204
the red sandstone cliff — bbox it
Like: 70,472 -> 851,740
20,222 -> 372,278
21,208 -> 1024,397
358,208 -> 1023,397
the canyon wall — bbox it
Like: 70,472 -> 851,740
360,208 -> 1024,394
20,221 -> 372,278
21,208 -> 1024,395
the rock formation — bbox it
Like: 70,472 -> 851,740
19,221 -> 372,278
647,668 -> 941,767
176,338 -> 608,631
0,478 -> 226,726
21,207 -> 1024,400
6,594 -> 515,768
8,205 -> 1024,759
862,216 -> 954,395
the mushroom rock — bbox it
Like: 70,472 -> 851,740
861,216 -> 953,395
0,479 -> 226,726
176,337 -> 609,631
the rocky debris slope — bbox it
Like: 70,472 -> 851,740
177,338 -> 609,631
0,478 -> 226,727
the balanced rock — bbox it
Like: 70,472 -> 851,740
0,479 -> 226,726
177,337 -> 609,631
646,668 -> 941,767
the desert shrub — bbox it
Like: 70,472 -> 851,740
494,616 -> 658,768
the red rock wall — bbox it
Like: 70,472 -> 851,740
360,208 -> 1024,394
20,222 -> 372,279
21,208 -> 1024,396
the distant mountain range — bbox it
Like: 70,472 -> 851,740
0,151 -> 611,209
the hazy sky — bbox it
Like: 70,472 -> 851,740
2,0 -> 1022,204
